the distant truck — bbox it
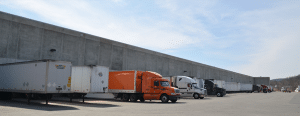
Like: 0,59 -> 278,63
108,71 -> 180,103
281,86 -> 291,93
0,60 -> 72,104
252,85 -> 261,92
295,86 -> 300,92
163,76 -> 206,99
204,79 -> 226,97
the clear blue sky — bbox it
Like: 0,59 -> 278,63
0,0 -> 299,79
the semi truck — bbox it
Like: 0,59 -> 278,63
70,65 -> 109,102
204,79 -> 226,97
163,76 -> 206,99
0,60 -> 72,104
252,84 -> 261,92
108,71 -> 180,103
295,86 -> 300,92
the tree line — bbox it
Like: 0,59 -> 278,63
270,74 -> 300,91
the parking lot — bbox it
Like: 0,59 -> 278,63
0,92 -> 299,116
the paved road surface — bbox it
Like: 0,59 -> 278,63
0,92 -> 299,116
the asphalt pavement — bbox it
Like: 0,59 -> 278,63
0,92 -> 299,116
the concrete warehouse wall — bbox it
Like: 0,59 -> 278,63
253,77 -> 270,85
0,11 -> 269,85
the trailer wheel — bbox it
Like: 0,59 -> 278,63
139,97 -> 145,102
129,94 -> 138,102
38,94 -> 53,100
171,100 -> 177,103
0,92 -> 12,100
199,97 -> 204,99
193,93 -> 199,99
161,95 -> 169,103
121,94 -> 129,102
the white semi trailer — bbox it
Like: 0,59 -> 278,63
240,83 -> 253,93
163,76 -> 207,99
0,60 -> 72,104
70,66 -> 109,102
225,82 -> 241,93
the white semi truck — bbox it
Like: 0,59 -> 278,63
163,76 -> 207,99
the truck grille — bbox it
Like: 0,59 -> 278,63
175,89 -> 180,93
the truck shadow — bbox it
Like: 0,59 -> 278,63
85,98 -> 186,104
0,97 -> 120,111
47,97 -> 120,108
0,99 -> 78,111
180,97 -> 212,100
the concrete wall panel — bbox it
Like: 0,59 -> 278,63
111,45 -> 123,70
161,57 -> 169,76
61,34 -> 83,65
145,53 -> 157,72
136,51 -> 146,71
42,30 -> 63,60
84,39 -> 99,65
7,22 -> 20,59
0,19 -> 10,58
17,24 -> 42,60
126,49 -> 137,70
168,59 -> 176,76
156,56 -> 163,75
99,42 -> 112,68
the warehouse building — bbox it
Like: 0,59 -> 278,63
0,11 -> 269,85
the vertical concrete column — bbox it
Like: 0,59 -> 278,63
39,29 -> 44,60
81,35 -> 86,65
122,47 -> 127,70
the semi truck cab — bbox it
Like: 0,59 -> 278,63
204,79 -> 226,97
163,76 -> 207,99
142,72 -> 181,103
109,71 -> 180,103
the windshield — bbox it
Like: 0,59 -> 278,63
160,81 -> 170,87
192,83 -> 200,89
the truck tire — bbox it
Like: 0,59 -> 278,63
129,94 -> 137,102
0,92 -> 12,100
171,100 -> 177,103
161,95 -> 169,103
121,94 -> 129,102
193,93 -> 199,99
139,97 -> 145,102
38,94 -> 53,100
217,93 -> 222,97
199,97 -> 204,99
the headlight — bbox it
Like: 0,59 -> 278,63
171,93 -> 176,95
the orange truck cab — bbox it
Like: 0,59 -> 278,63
108,71 -> 181,103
